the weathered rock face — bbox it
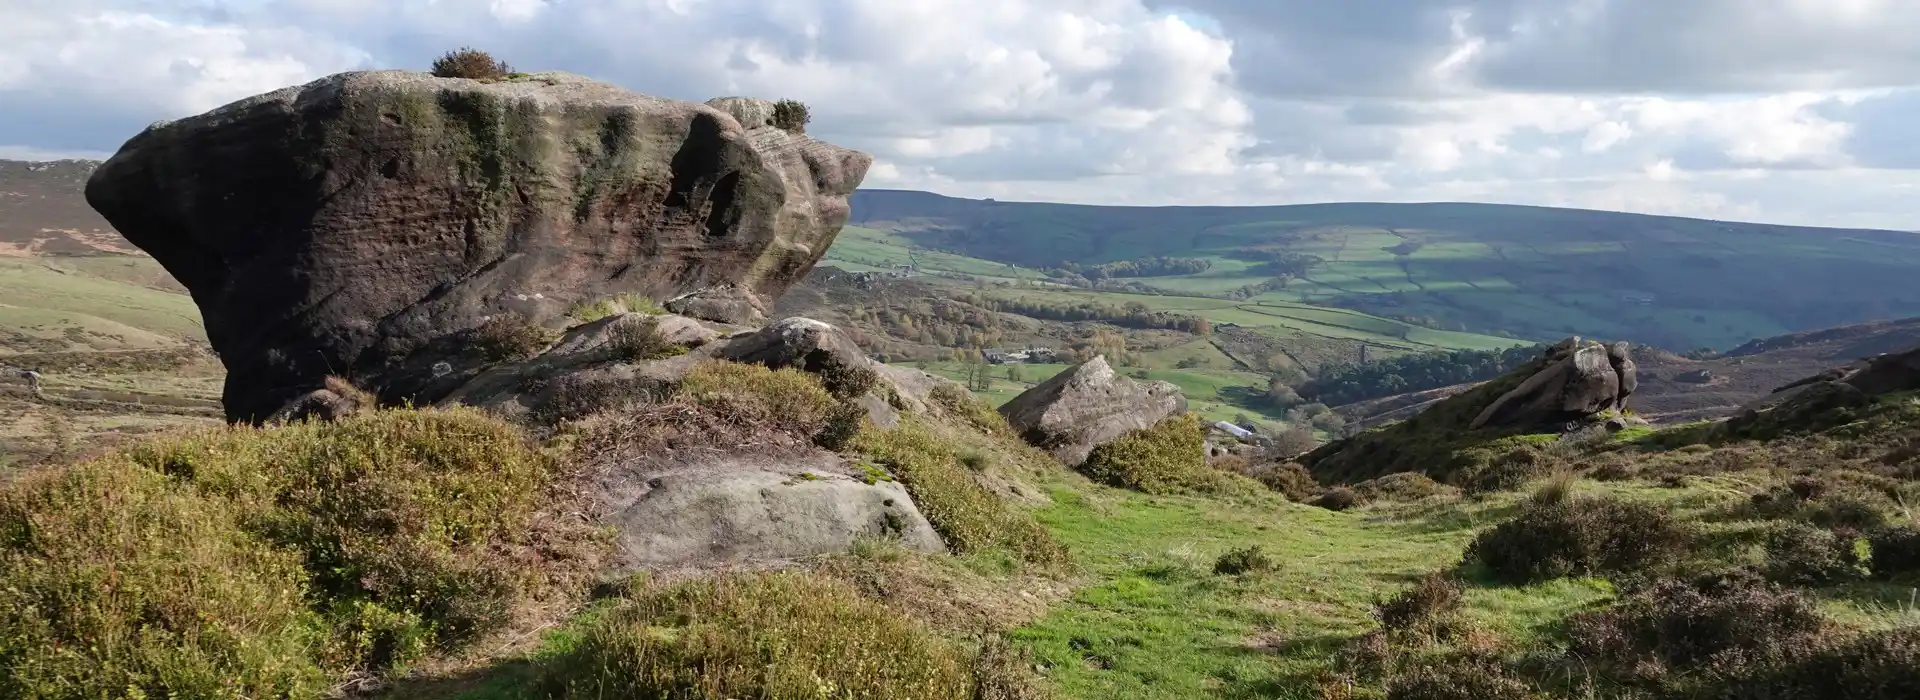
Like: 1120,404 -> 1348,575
1301,337 -> 1639,483
665,284 -> 769,326
86,70 -> 870,423
999,356 -> 1188,466
1469,338 -> 1637,430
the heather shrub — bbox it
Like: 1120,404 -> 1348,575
0,409 -> 595,698
1385,658 -> 1538,700
1463,495 -> 1690,584
1804,491 -> 1892,530
1564,576 -> 1832,686
817,361 -> 881,401
1764,523 -> 1867,585
1867,525 -> 1920,579
540,572 -> 977,699
1461,445 -> 1560,495
1374,572 -> 1466,634
1213,545 -> 1277,576
1354,472 -> 1453,503
772,98 -> 811,133
1244,461 -> 1319,502
430,46 -> 513,80
1718,626 -> 1920,700
1314,485 -> 1364,511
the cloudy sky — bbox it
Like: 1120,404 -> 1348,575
4,0 -> 1917,230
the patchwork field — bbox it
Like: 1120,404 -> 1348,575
849,190 -> 1920,352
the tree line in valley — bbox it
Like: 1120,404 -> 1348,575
1045,255 -> 1212,281
961,293 -> 1214,335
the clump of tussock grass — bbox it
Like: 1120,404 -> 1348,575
565,293 -> 662,323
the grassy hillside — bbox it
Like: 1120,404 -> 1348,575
13,366 -> 1915,700
811,225 -> 1531,433
850,190 -> 1920,351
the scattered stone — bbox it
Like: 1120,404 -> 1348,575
665,284 -> 770,326
998,356 -> 1188,466
594,452 -> 944,573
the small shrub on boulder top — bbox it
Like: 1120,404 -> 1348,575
430,46 -> 513,80
1764,523 -> 1867,586
1213,545 -> 1276,576
470,312 -> 550,361
1719,625 -> 1920,700
675,360 -> 840,437
607,316 -> 686,362
1462,495 -> 1690,584
0,408 -> 594,699
1080,414 -> 1262,497
817,360 -> 880,401
1564,576 -> 1832,686
1313,485 -> 1363,511
1385,658 -> 1538,700
772,98 -> 811,133
540,571 -> 977,699
1374,572 -> 1466,633
1867,525 -> 1920,579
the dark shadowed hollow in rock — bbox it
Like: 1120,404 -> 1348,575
85,70 -> 870,423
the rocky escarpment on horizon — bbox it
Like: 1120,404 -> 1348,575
86,70 -> 870,423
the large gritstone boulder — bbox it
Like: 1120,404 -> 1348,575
85,70 -> 870,423
999,356 -> 1189,466
1301,337 -> 1641,483
1469,338 -> 1637,430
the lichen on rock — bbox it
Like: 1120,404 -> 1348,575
85,70 -> 871,424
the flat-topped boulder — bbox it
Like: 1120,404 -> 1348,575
86,70 -> 870,423
999,356 -> 1188,466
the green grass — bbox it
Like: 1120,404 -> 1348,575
0,256 -> 206,351
1009,484 -> 1616,699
